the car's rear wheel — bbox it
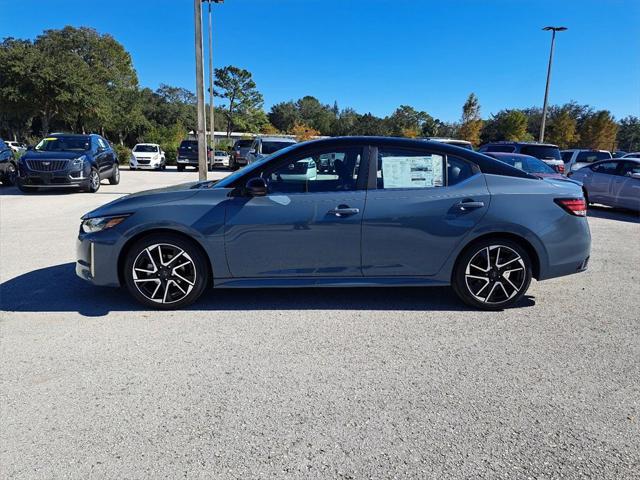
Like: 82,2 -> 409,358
177,164 -> 185,172
109,164 -> 120,185
123,233 -> 209,309
452,239 -> 532,310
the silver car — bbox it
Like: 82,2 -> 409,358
569,159 -> 640,211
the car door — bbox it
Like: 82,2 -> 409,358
612,161 -> 640,210
587,161 -> 619,203
224,144 -> 368,278
361,145 -> 490,277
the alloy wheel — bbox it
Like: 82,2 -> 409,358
90,170 -> 100,190
132,243 -> 197,304
464,245 -> 526,305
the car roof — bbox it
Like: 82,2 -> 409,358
258,136 -> 297,142
134,143 -> 159,146
483,141 -> 559,147
483,152 -> 538,159
561,148 -> 610,152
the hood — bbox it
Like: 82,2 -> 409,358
22,150 -> 88,160
82,182 -> 200,219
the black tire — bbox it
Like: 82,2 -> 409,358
84,167 -> 101,193
177,164 -> 185,172
123,233 -> 209,309
130,167 -> 136,171
1,162 -> 17,186
109,163 -> 120,185
229,157 -> 236,170
452,238 -> 532,310
583,188 -> 591,206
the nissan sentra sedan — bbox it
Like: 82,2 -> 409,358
76,137 -> 591,310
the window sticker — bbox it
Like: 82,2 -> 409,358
381,155 -> 443,188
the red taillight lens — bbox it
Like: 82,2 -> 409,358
555,198 -> 587,216
556,164 -> 565,173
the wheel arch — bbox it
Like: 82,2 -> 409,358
452,232 -> 541,281
117,228 -> 213,288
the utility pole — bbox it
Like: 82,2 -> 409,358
539,26 -> 567,143
194,0 -> 207,180
207,0 -> 216,153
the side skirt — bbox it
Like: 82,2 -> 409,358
213,277 -> 450,288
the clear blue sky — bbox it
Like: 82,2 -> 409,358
2,0 -> 638,122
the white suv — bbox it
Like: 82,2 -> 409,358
130,143 -> 166,170
561,149 -> 612,173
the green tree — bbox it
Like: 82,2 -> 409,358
457,93 -> 483,146
617,116 -> 640,152
579,110 -> 618,150
268,101 -> 300,132
546,108 -> 579,149
296,96 -> 335,134
214,66 -> 264,137
351,113 -> 391,136
488,110 -> 531,142
388,105 -> 431,137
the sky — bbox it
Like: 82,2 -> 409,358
2,0 -> 639,122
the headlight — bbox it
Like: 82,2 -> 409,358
81,215 -> 129,234
71,155 -> 86,168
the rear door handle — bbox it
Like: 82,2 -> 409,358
328,205 -> 360,217
455,200 -> 485,211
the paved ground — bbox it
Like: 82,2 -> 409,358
1,168 -> 639,479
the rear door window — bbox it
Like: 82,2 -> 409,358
377,148 -> 445,189
577,151 -> 612,163
592,161 -> 619,175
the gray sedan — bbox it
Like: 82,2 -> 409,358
570,159 -> 640,211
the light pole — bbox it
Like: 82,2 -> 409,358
206,1 -> 223,153
539,26 -> 567,143
193,0 -> 207,180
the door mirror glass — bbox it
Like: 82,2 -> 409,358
245,177 -> 268,196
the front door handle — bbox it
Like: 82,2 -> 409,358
455,200 -> 485,211
328,205 -> 360,217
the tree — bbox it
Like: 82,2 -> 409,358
579,111 -> 618,150
331,108 -> 359,136
457,93 -> 483,146
296,96 -> 335,134
546,108 -> 578,149
351,113 -> 391,136
291,123 -> 320,141
617,116 -> 640,152
388,105 -> 430,137
268,101 -> 300,132
214,66 -> 264,137
485,110 -> 531,142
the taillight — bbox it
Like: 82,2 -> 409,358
555,198 -> 587,217
556,164 -> 565,173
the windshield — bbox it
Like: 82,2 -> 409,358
35,136 -> 90,152
179,141 -> 198,149
519,145 -> 561,160
497,155 -> 555,174
234,140 -> 253,149
134,145 -> 158,153
215,142 -> 301,188
215,151 -> 226,156
262,141 -> 295,155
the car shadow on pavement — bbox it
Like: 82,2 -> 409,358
587,205 -> 640,224
1,263 -> 536,317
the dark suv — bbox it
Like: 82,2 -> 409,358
0,138 -> 17,186
176,140 -> 212,171
479,141 -> 564,173
17,133 -> 119,193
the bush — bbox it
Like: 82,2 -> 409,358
114,144 -> 131,165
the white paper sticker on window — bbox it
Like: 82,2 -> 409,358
381,155 -> 443,189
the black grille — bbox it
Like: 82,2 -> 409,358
26,159 -> 68,172
137,159 -> 151,165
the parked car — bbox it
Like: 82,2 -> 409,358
622,152 -> 640,159
5,141 -> 27,153
0,138 -> 18,186
130,143 -> 166,170
176,140 -> 212,171
612,151 -> 628,158
569,158 -> 640,211
482,152 -> 572,182
211,150 -> 230,169
76,137 -> 590,311
230,139 -> 254,170
479,141 -> 564,173
246,137 -> 297,164
17,133 -> 119,193
423,137 -> 474,150
561,149 -> 612,173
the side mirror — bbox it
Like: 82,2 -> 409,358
245,177 -> 268,196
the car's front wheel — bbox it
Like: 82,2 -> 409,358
84,167 -> 101,193
123,233 -> 209,309
452,239 -> 532,310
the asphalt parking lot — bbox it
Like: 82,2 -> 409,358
1,168 -> 639,479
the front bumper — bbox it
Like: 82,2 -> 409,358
76,233 -> 121,287
18,165 -> 89,187
130,158 -> 162,169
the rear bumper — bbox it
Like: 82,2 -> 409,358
537,217 -> 591,280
